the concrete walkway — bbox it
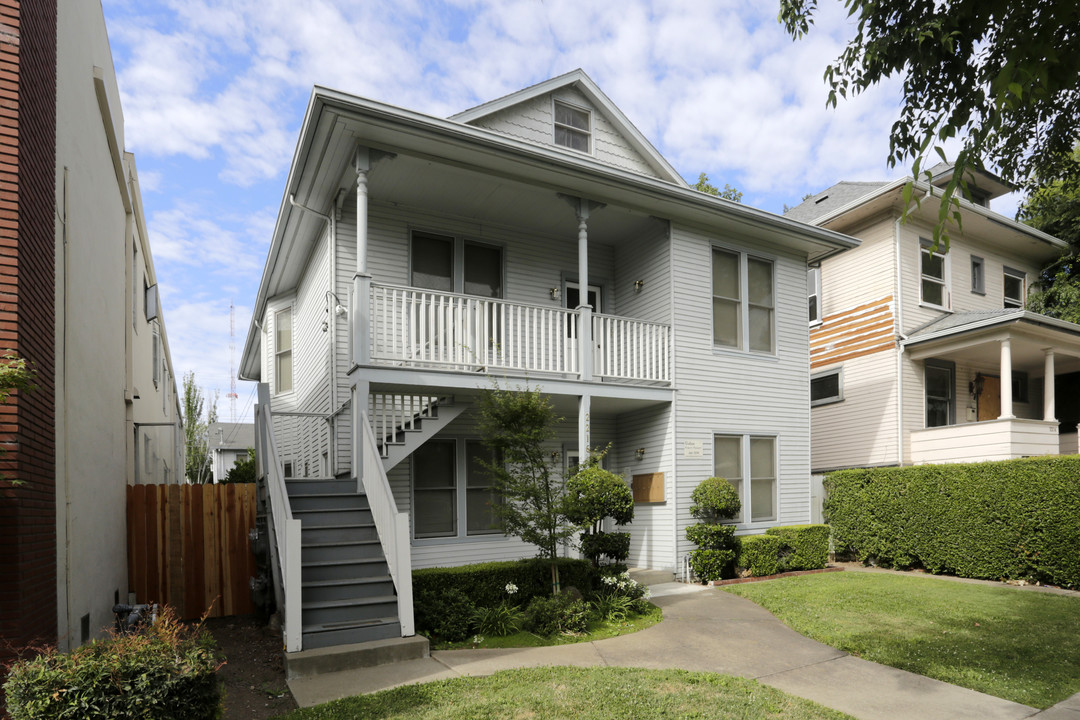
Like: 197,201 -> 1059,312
288,580 -> 1080,720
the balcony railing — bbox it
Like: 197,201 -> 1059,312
367,283 -> 671,384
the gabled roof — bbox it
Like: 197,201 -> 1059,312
903,309 -> 1080,347
784,181 -> 888,224
450,69 -> 687,187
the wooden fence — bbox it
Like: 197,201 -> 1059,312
127,483 -> 258,619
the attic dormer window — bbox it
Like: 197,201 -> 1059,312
554,100 -> 590,153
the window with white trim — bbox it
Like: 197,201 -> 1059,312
971,256 -> 985,294
412,438 -> 503,540
920,238 -> 949,308
274,308 -> 293,395
553,100 -> 590,153
713,248 -> 774,353
925,360 -> 955,427
1003,267 -> 1026,309
810,368 -> 843,406
808,266 -> 821,324
713,434 -> 777,523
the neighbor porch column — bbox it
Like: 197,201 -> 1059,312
353,148 -> 372,484
999,338 -> 1014,419
1044,348 -> 1057,422
576,202 -> 593,382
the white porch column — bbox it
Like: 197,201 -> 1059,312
576,202 -> 593,382
999,338 -> 1014,419
1044,348 -> 1057,422
578,392 -> 591,461
353,148 -> 372,368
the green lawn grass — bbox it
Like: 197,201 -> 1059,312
274,666 -> 856,720
432,602 -> 663,650
723,572 -> 1080,709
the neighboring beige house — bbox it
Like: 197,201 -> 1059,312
786,165 -> 1078,499
1,0 -> 183,663
240,70 -> 857,653
209,422 -> 255,482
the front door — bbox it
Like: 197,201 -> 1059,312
977,375 -> 1001,421
564,282 -> 602,371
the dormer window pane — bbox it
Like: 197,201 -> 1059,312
554,101 -> 590,153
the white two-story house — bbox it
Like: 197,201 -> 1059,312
240,70 -> 856,653
787,165 -> 1079,491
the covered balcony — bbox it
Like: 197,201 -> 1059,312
904,310 -> 1080,465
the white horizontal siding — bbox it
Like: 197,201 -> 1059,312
811,350 -> 899,471
819,213 -> 896,318
910,418 -> 1059,463
612,403 -> 675,571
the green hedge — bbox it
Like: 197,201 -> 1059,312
413,558 -> 597,608
765,524 -> 830,571
4,611 -> 222,720
825,456 -> 1080,588
736,535 -> 782,577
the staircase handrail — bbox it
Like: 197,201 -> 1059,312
255,383 -> 303,652
358,409 -> 415,636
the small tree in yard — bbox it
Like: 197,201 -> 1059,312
563,455 -> 634,567
686,477 -> 741,582
477,384 -> 576,593
223,449 -> 256,484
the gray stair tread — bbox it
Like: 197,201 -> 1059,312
303,595 -> 397,611
302,539 -> 381,549
290,492 -> 365,499
294,507 -> 368,514
303,576 -> 392,588
303,616 -> 399,633
303,557 -> 387,568
300,523 -> 376,531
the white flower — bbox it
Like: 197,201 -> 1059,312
505,582 -> 518,595
602,575 -> 617,586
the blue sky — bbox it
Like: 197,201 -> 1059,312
98,0 -> 1020,424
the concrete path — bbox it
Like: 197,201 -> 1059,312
288,581 -> 1080,720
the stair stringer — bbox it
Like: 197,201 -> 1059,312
380,403 -> 467,471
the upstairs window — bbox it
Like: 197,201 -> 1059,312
808,266 -> 821,324
553,100 -> 590,153
713,248 -> 774,353
1003,267 -> 1026,309
919,238 -> 948,308
970,256 -> 985,295
274,307 -> 293,395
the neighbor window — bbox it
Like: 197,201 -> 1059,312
1003,267 -> 1026,309
920,238 -> 948,308
810,368 -> 843,406
713,248 -> 774,353
152,326 -> 161,388
714,434 -> 776,523
808,266 -> 821,324
412,438 -> 503,540
971,256 -> 985,294
925,360 -> 955,427
274,307 -> 293,394
553,100 -> 590,153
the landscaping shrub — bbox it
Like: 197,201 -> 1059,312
523,594 -> 589,636
685,524 -> 736,549
579,532 -> 631,567
472,604 -> 523,637
413,558 -> 595,608
825,456 -> 1080,587
413,588 -> 476,642
765,524 -> 829,571
686,477 -> 741,582
690,477 -> 741,522
3,608 -> 222,720
688,549 -> 736,582
736,535 -> 783,577
564,463 -> 634,567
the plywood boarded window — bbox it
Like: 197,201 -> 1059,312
632,473 -> 664,503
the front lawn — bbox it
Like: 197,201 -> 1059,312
274,666 -> 855,720
433,601 -> 663,650
723,572 -> 1080,709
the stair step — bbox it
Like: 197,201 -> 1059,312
284,635 -> 429,680
302,575 -> 394,603
302,595 -> 398,626
294,507 -> 373,527
300,617 -> 402,651
290,493 -> 369,512
287,478 -> 356,495
302,539 -> 384,563
301,523 -> 378,543
302,557 -> 390,582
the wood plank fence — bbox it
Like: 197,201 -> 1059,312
127,483 -> 258,619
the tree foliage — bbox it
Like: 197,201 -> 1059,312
780,0 -> 1080,246
477,384 -> 575,565
693,172 -> 743,203
182,371 -> 218,484
563,455 -> 634,567
223,448 -> 256,484
0,352 -> 35,485
1019,146 -> 1080,322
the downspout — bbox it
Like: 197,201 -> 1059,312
60,166 -> 71,645
287,194 -> 335,476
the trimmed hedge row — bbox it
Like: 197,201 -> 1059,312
825,456 -> 1080,588
734,525 -> 830,578
413,558 -> 597,608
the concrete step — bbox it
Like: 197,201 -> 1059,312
299,617 -> 403,652
301,557 -> 390,583
285,634 -> 429,680
290,493 -> 369,512
302,595 -> 399,626
301,575 -> 395,604
302,539 -> 385,563
294,507 -> 373,527
301,522 -> 378,544
287,478 -> 357,496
